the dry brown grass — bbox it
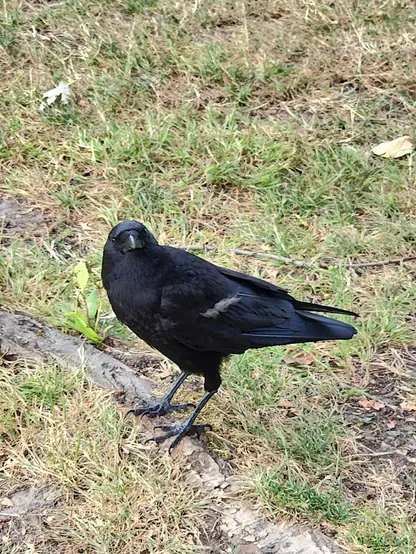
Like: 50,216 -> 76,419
0,361 -> 214,553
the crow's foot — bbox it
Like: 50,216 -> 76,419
146,422 -> 212,452
126,399 -> 195,419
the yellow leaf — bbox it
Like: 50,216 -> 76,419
1,497 -> 14,507
372,136 -> 413,158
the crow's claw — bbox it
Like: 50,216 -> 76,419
126,400 -> 195,419
170,402 -> 196,413
154,424 -> 175,431
145,422 -> 212,452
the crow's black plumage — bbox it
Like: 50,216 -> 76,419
102,221 -> 358,450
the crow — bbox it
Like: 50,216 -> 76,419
102,220 -> 358,451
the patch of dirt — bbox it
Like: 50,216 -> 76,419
0,199 -> 48,243
193,86 -> 228,111
154,75 -> 228,112
0,485 -> 61,550
0,485 -> 60,517
0,194 -> 104,258
344,348 -> 416,495
0,197 -> 79,260
200,512 -> 231,553
247,92 -> 308,127
154,74 -> 193,109
202,5 -> 288,28
236,546 -> 262,554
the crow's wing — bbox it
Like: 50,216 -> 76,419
159,248 -> 357,354
215,265 -> 289,295
215,263 -> 357,317
159,279 -> 306,354
166,245 -> 357,316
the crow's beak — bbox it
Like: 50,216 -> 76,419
123,234 -> 144,252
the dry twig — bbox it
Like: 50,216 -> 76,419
179,245 -> 416,270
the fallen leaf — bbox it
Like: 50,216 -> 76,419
1,497 -> 14,507
387,418 -> 396,429
401,398 -> 416,412
285,353 -> 314,365
372,136 -> 413,158
278,400 -> 294,408
358,397 -> 385,411
405,416 -> 416,422
294,353 -> 315,365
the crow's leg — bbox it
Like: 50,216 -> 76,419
126,372 -> 195,418
146,390 -> 217,452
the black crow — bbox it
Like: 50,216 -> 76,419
102,221 -> 357,451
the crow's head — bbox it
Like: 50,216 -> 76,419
107,221 -> 157,254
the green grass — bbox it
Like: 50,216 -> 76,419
256,468 -> 415,552
1,0 -> 416,552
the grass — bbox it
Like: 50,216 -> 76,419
0,361 -> 210,553
1,0 -> 416,552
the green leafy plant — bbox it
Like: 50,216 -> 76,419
64,262 -> 103,344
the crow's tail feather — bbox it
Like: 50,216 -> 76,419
243,310 -> 357,348
292,300 -> 358,318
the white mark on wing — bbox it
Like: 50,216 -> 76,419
201,296 -> 240,318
